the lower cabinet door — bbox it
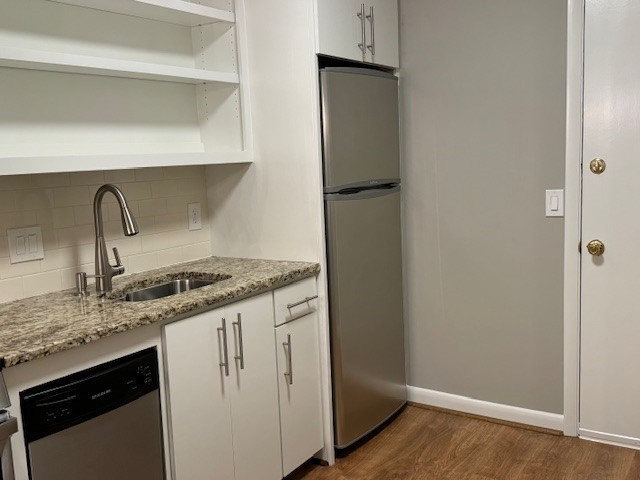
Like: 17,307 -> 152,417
164,308 -> 235,480
227,294 -> 283,480
276,313 -> 324,476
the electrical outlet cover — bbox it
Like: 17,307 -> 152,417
188,203 -> 202,231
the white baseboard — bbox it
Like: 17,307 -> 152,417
579,428 -> 640,450
407,386 -> 564,432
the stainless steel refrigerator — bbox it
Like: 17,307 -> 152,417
320,67 -> 406,449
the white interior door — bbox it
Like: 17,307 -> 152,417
580,0 -> 640,447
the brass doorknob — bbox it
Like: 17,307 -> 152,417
590,158 -> 606,174
586,239 -> 605,256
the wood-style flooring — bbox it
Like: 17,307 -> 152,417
292,405 -> 640,480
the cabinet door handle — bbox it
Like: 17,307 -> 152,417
217,317 -> 230,376
366,5 -> 375,56
232,313 -> 245,370
283,334 -> 293,385
286,295 -> 318,310
357,3 -> 366,58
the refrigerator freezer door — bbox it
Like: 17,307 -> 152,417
320,68 -> 400,188
325,188 -> 406,448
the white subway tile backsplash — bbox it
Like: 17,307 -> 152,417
155,213 -> 186,233
163,166 -> 203,179
182,242 -> 211,262
23,270 -> 62,298
135,168 -> 165,182
104,170 -> 135,183
0,166 -> 211,303
33,173 -> 70,188
0,236 -> 9,258
0,257 -> 41,279
73,205 -> 94,226
119,182 -> 152,201
0,278 -> 24,303
128,252 -> 159,274
159,246 -> 183,266
0,191 -> 17,213
138,198 -> 168,217
69,171 -> 105,185
141,233 -> 169,253
56,225 -> 94,248
16,189 -> 55,211
52,208 -> 76,229
54,186 -> 90,207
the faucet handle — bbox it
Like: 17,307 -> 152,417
112,247 -> 125,276
113,247 -> 122,267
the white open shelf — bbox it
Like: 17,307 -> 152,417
0,151 -> 251,175
0,46 -> 239,85
48,0 -> 235,26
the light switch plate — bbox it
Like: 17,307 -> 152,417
188,203 -> 202,231
545,189 -> 564,217
8,225 -> 44,263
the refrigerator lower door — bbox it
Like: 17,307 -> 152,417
325,188 -> 406,449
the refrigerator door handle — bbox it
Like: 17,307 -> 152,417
324,185 -> 400,202
324,178 -> 401,195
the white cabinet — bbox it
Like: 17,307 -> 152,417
163,279 -> 323,479
316,0 -> 399,68
274,290 -> 323,476
163,293 -> 281,480
0,0 -> 252,175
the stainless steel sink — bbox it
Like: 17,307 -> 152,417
121,278 -> 215,302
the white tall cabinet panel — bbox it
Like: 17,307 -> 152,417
276,312 -> 324,476
316,0 -> 399,68
163,307 -> 235,480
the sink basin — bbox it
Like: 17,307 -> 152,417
121,278 -> 215,302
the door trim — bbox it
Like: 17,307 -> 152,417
563,0 -> 585,437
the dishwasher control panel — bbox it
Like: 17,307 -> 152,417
20,348 -> 159,443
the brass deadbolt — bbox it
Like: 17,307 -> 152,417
590,158 -> 606,174
586,239 -> 605,256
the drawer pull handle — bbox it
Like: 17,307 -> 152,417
233,313 -> 245,370
283,334 -> 293,385
286,295 -> 318,310
217,317 -> 230,377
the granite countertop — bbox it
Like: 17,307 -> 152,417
0,256 -> 320,368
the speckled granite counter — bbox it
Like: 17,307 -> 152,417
0,256 -> 320,368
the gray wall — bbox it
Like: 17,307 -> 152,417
400,0 -> 566,413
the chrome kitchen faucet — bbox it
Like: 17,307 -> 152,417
76,184 -> 139,297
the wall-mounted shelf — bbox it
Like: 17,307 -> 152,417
48,0 -> 235,26
0,0 -> 252,175
0,151 -> 251,176
0,47 -> 239,85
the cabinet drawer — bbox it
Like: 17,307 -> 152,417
274,277 -> 318,327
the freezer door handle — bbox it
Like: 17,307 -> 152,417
324,184 -> 400,202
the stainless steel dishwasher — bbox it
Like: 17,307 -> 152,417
20,348 -> 165,480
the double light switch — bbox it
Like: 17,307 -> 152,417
8,225 -> 44,263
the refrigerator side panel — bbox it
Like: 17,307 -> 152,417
325,190 -> 406,448
320,69 -> 400,188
